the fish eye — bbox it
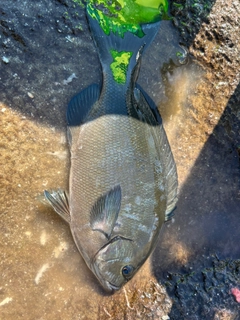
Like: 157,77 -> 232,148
122,265 -> 134,278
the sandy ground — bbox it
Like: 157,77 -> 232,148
0,0 -> 239,319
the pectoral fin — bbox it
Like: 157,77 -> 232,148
44,190 -> 71,224
90,185 -> 122,239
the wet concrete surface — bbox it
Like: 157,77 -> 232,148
1,0 -> 240,319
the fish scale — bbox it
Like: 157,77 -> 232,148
69,113 -> 166,260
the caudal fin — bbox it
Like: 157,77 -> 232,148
86,6 -> 161,85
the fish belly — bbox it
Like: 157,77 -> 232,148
69,114 -> 167,261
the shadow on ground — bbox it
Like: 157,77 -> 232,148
152,82 -> 240,319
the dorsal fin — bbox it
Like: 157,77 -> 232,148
164,160 -> 178,221
130,84 -> 159,126
132,85 -> 178,221
90,185 -> 122,239
134,83 -> 162,124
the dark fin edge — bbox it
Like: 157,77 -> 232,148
165,206 -> 177,222
135,83 -> 162,124
90,185 -> 122,239
67,83 -> 100,127
44,190 -> 71,224
129,83 -> 159,126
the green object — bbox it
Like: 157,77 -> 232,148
176,51 -> 183,57
110,50 -> 133,84
73,0 -> 85,8
87,0 -> 169,37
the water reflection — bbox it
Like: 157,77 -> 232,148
153,81 -> 240,267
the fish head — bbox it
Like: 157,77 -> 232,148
92,236 -> 141,292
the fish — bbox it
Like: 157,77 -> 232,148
44,2 -> 178,293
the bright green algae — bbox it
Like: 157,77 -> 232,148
110,50 -> 133,84
86,1 -> 169,83
87,0 -> 169,38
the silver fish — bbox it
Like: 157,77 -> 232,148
44,9 -> 178,292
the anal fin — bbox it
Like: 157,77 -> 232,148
67,83 -> 100,126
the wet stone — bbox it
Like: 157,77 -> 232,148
162,257 -> 240,319
0,0 -> 240,319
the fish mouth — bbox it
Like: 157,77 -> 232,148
91,262 -> 120,292
104,281 -> 120,292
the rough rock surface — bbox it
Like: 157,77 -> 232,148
0,0 -> 239,319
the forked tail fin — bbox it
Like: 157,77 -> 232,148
86,5 -> 161,87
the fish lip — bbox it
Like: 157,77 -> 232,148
91,261 -> 120,292
104,281 -> 120,292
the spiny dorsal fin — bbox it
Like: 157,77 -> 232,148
90,185 -> 122,239
44,190 -> 70,224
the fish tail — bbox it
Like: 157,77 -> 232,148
86,5 -> 160,86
